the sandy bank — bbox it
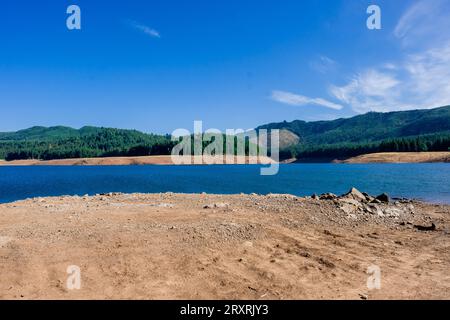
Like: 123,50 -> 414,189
336,152 -> 450,164
1,152 -> 449,166
0,155 -> 275,166
0,192 -> 448,300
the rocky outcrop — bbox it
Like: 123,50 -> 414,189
315,188 -> 415,220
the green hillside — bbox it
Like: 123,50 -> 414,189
258,106 -> 450,144
0,126 -> 260,161
1,126 -> 91,141
257,106 -> 450,160
0,127 -> 174,160
1,106 -> 450,161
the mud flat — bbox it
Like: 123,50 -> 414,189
0,190 -> 449,300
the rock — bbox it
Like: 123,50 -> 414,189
266,193 -> 297,200
362,192 -> 375,202
376,193 -> 390,203
203,203 -> 229,209
339,198 -> 362,207
157,203 -> 174,208
340,203 -> 357,215
319,193 -> 337,200
414,223 -> 436,231
364,204 -> 384,217
359,293 -> 368,300
342,187 -> 366,202
383,207 -> 403,218
311,194 -> 319,200
243,241 -> 253,247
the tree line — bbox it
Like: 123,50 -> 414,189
280,133 -> 450,160
0,130 -> 262,161
0,129 -> 175,161
1,129 -> 449,161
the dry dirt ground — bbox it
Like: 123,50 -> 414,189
337,152 -> 450,163
0,192 -> 449,300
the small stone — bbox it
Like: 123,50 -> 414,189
243,241 -> 253,247
376,193 -> 390,203
414,223 -> 436,231
319,193 -> 337,200
342,188 -> 366,202
203,203 -> 229,209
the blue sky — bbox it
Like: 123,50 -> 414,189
1,0 -> 449,133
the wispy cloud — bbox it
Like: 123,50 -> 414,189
309,55 -> 337,74
327,1 -> 450,114
394,0 -> 450,47
330,42 -> 450,113
271,90 -> 343,110
129,20 -> 160,38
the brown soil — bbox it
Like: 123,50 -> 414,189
337,152 -> 450,164
0,193 -> 449,300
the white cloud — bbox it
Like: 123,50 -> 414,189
394,0 -> 450,47
129,21 -> 160,38
271,90 -> 343,110
327,0 -> 450,114
271,1 -> 450,115
330,43 -> 450,113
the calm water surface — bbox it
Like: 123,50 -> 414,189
0,164 -> 449,204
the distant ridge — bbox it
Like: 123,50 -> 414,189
258,105 -> 450,145
0,125 -> 149,141
257,106 -> 450,159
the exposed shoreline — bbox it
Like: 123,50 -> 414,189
0,155 -> 274,166
0,152 -> 449,166
335,152 -> 450,164
0,191 -> 448,299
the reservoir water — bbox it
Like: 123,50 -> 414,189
0,163 -> 449,204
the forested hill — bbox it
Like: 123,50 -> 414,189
257,105 -> 450,159
0,126 -> 174,160
1,106 -> 450,161
0,126 -> 258,161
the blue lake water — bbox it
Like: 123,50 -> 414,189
0,164 -> 449,204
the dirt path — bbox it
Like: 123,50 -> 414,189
0,192 -> 449,300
